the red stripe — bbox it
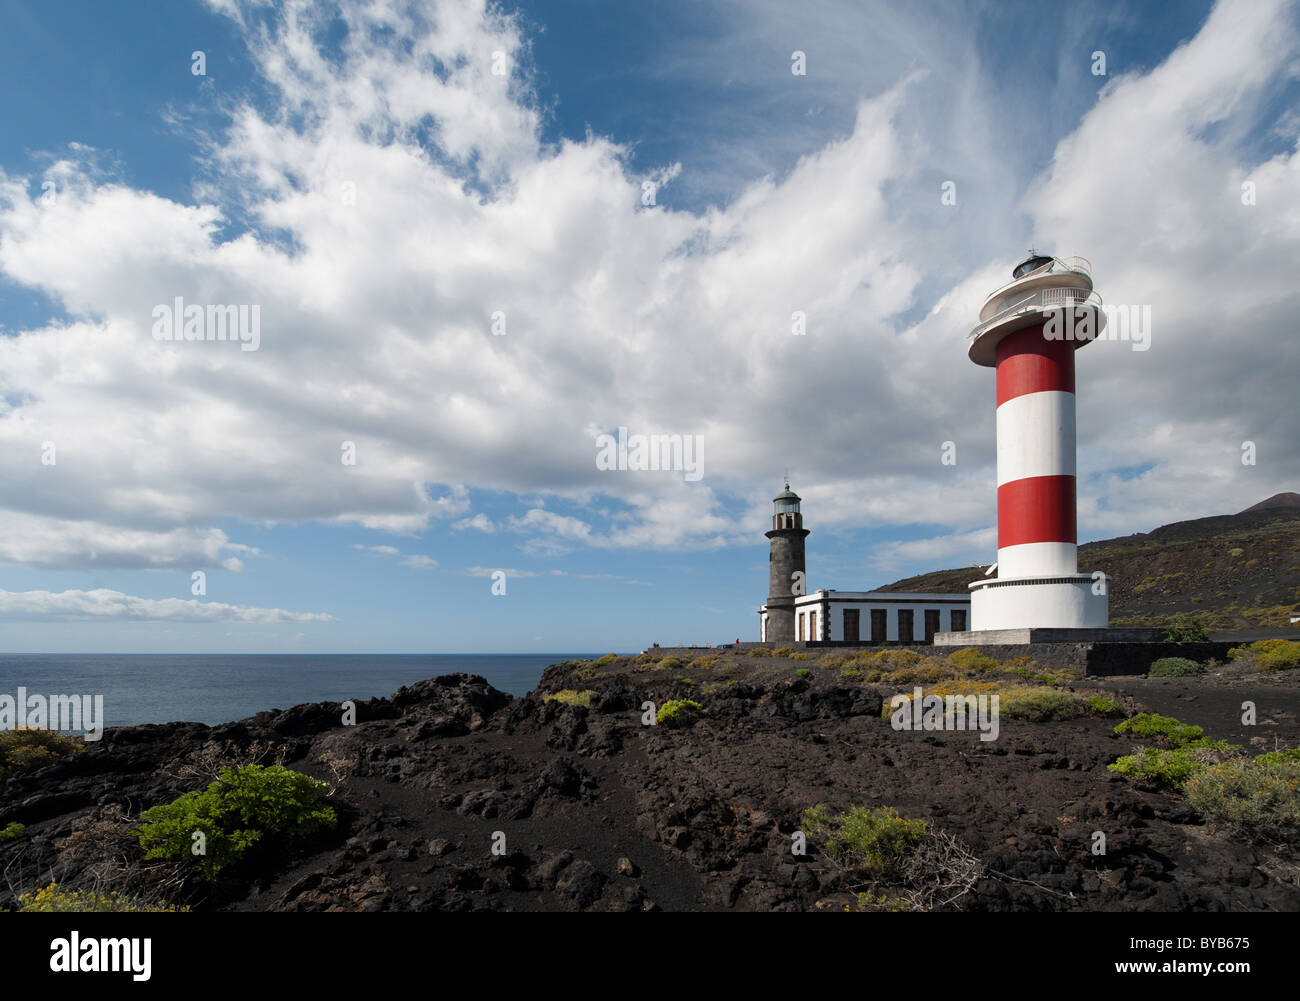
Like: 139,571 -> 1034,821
998,475 -> 1076,548
995,325 -> 1074,407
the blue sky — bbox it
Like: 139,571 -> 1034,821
0,0 -> 1296,653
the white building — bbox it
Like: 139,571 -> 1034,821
756,483 -> 970,645
760,590 -> 970,644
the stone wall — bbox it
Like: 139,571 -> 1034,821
727,640 -> 1238,676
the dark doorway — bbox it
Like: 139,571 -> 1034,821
924,609 -> 941,643
871,608 -> 887,644
898,609 -> 914,643
951,609 -> 967,631
843,608 -> 860,644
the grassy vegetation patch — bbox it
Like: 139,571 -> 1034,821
0,727 -> 84,781
947,648 -> 1000,675
545,689 -> 595,708
883,680 -> 1094,722
17,883 -> 189,913
1085,695 -> 1125,718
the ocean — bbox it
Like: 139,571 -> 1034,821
0,654 -> 603,730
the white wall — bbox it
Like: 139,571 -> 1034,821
971,578 -> 1107,630
793,594 -> 971,642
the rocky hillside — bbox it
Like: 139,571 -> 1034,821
879,494 -> 1300,631
2,648 -> 1297,912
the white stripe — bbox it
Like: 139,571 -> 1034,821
996,390 -> 1076,486
996,541 -> 1078,577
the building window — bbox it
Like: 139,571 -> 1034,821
871,608 -> 887,643
951,609 -> 967,631
897,609 -> 914,643
924,609 -> 941,643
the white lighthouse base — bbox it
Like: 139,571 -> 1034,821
966,573 -> 1108,631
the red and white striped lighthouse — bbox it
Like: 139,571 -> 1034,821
966,254 -> 1109,631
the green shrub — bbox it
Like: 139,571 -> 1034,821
1085,694 -> 1124,718
655,699 -> 702,728
1183,756 -> 1300,840
796,668 -> 811,679
1227,639 -> 1300,673
657,655 -> 686,670
545,689 -> 594,708
18,883 -> 188,913
0,727 -> 84,780
1114,713 -> 1204,748
1148,657 -> 1205,678
1108,747 -> 1209,788
800,804 -> 929,878
842,669 -> 862,680
135,764 -> 337,879
772,647 -> 797,658
593,653 -> 618,667
0,821 -> 26,845
1161,614 -> 1210,643
947,648 -> 1000,676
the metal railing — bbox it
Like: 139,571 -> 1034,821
968,285 -> 1103,343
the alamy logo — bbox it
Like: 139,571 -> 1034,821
50,933 -> 151,981
889,687 -> 999,742
0,688 -> 104,741
595,426 -> 704,481
151,297 -> 261,351
1043,302 -> 1151,352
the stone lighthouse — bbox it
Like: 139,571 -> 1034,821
764,481 -> 810,643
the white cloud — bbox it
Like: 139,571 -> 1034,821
0,587 -> 333,623
0,0 -> 1295,577
453,512 -> 496,532
353,543 -> 436,568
